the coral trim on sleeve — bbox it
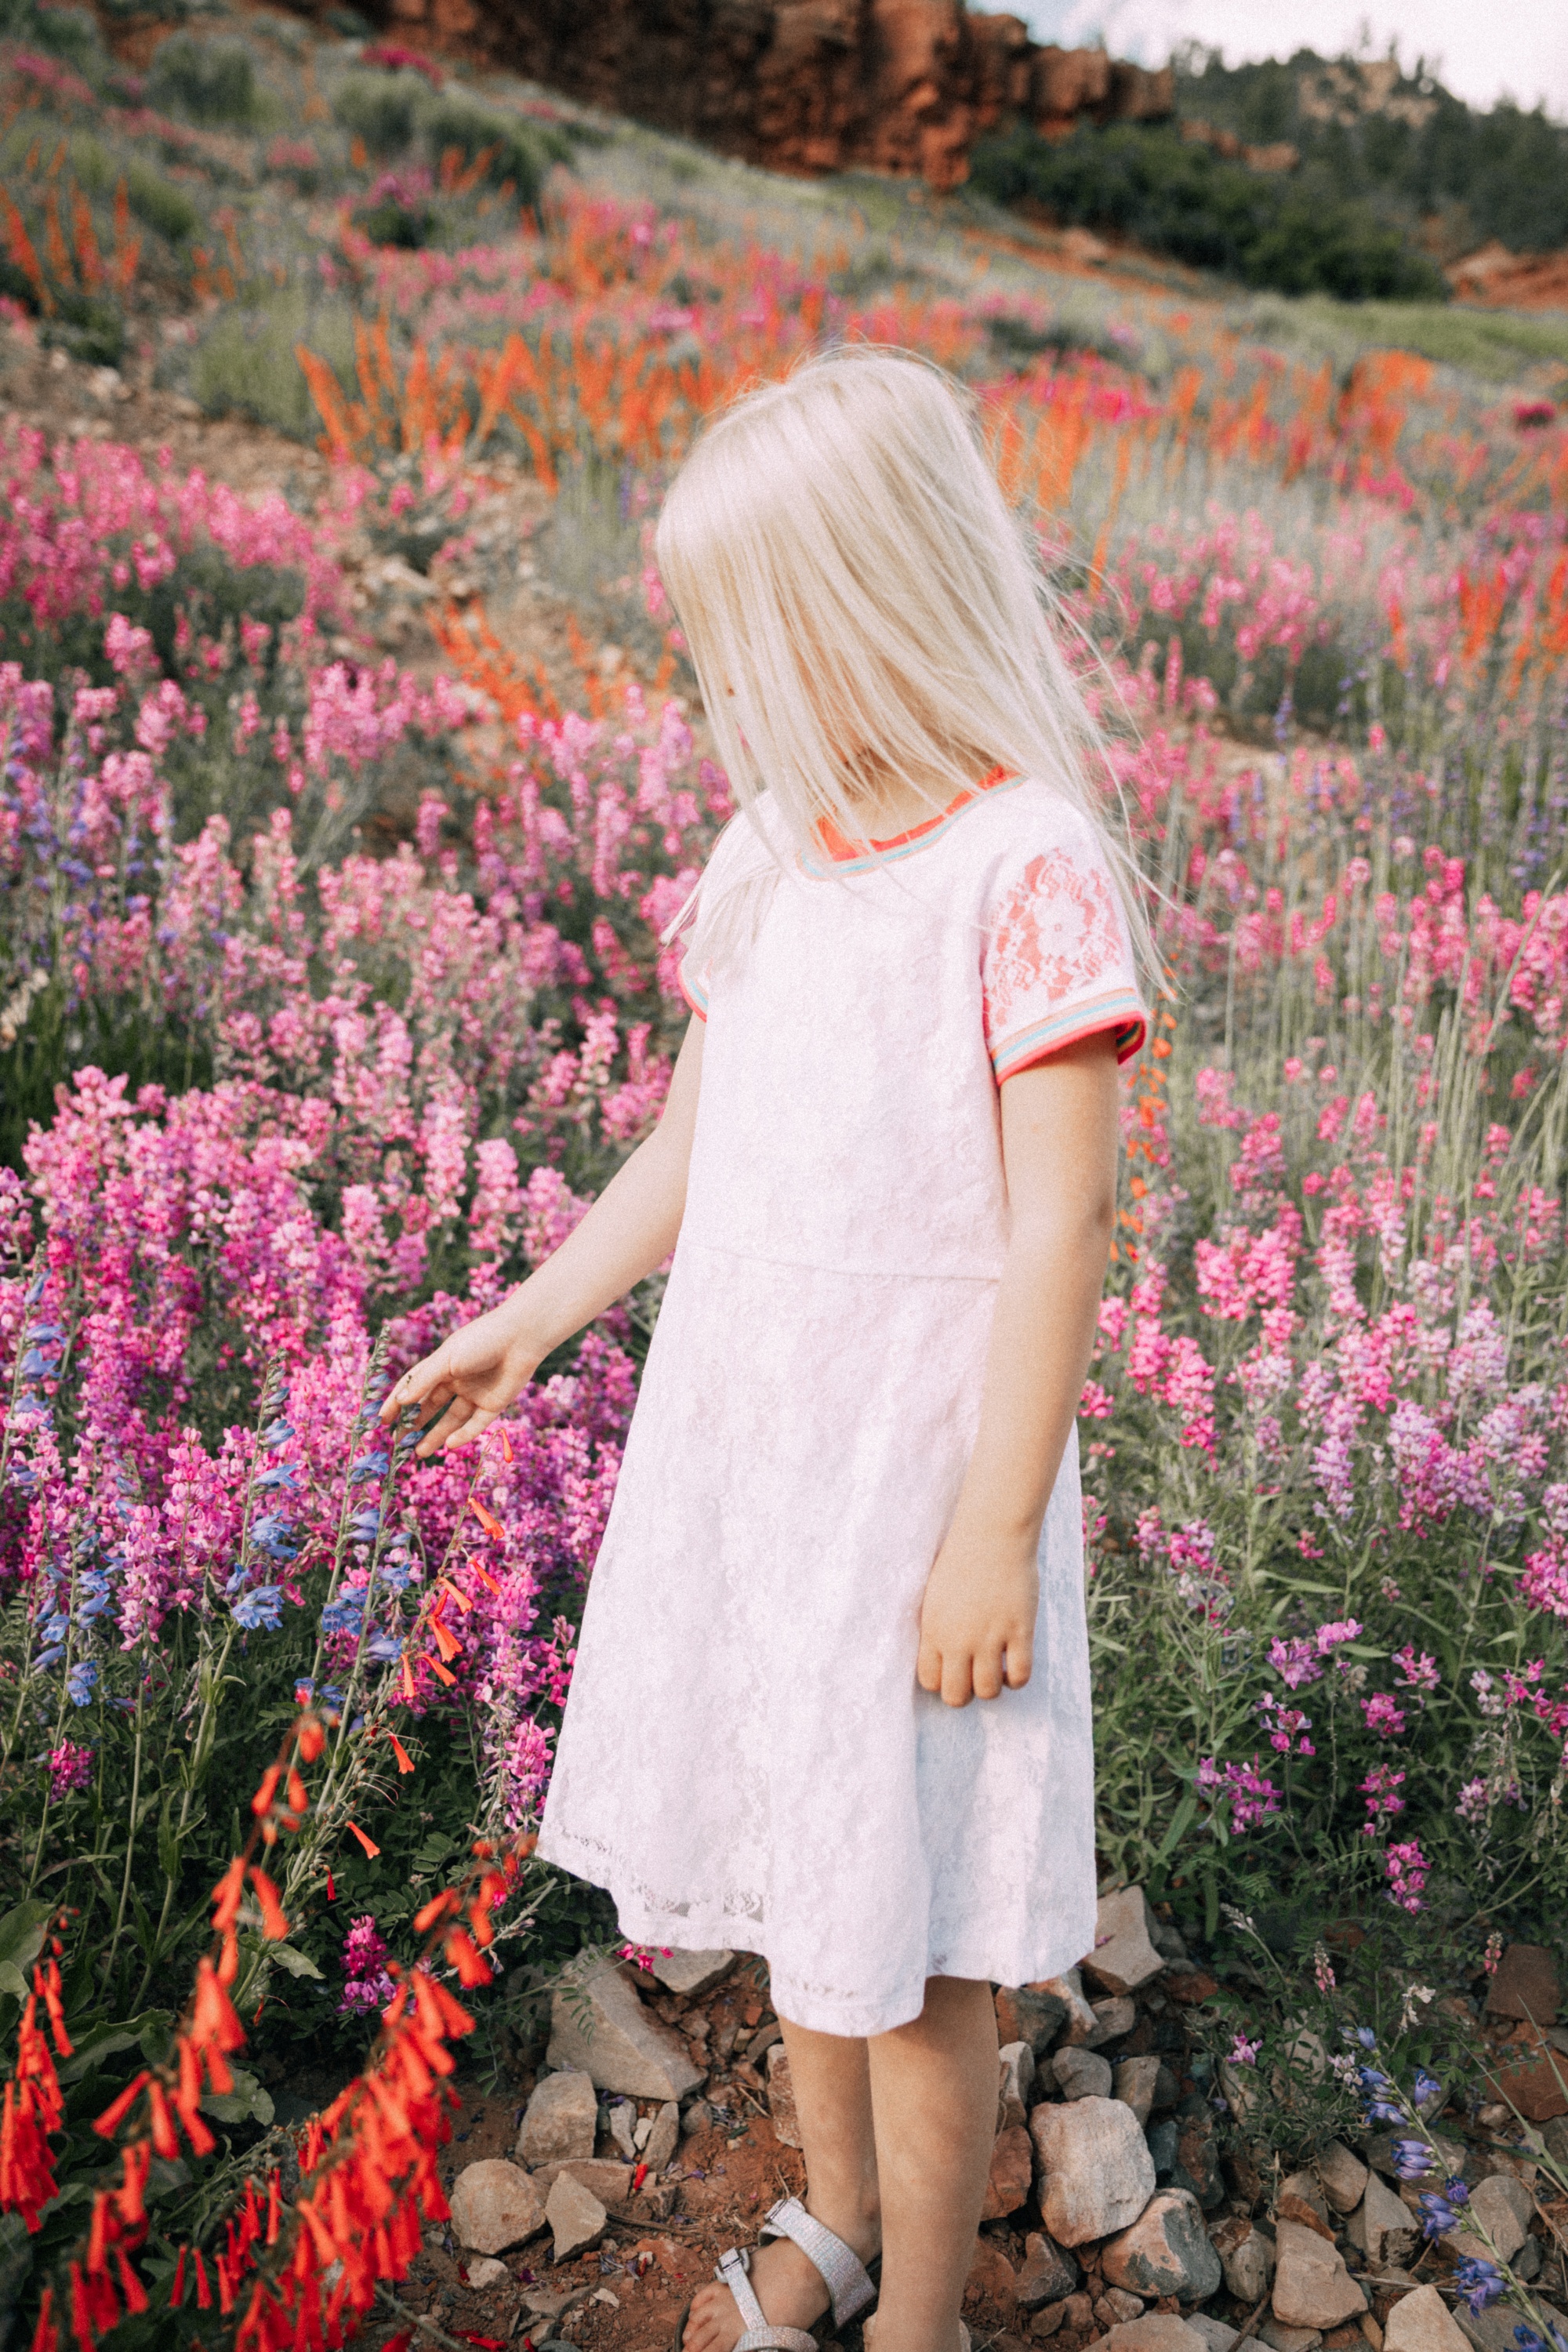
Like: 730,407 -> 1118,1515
991,989 -> 1148,1080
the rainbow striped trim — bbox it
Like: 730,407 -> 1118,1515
679,961 -> 710,1021
800,772 -> 1024,877
992,989 -> 1149,1080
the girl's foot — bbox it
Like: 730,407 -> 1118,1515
682,2212 -> 880,2352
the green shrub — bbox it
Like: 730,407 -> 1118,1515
331,67 -> 421,155
147,33 -> 261,125
23,0 -> 102,66
191,283 -> 357,439
419,92 -> 566,209
125,156 -> 200,243
969,122 -> 1448,303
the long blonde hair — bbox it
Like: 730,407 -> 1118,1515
655,344 -> 1155,993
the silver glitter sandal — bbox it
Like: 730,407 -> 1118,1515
676,2196 -> 879,2352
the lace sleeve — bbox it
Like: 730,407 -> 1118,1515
982,820 -> 1147,1079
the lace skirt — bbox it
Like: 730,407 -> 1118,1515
535,1238 -> 1098,2038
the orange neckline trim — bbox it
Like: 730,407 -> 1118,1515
815,764 -> 1012,865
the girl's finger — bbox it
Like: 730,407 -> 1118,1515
972,1643 -> 1006,1703
414,1396 -> 477,1458
916,1637 -> 943,1695
443,1405 -> 498,1453
1004,1636 -> 1034,1690
382,1354 -> 448,1422
940,1651 -> 975,1709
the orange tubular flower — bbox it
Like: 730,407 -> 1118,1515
296,1714 -> 326,1763
250,1765 -> 283,1820
412,1889 -> 459,1934
347,1822 -> 381,1860
443,1929 -> 492,1988
388,1733 -> 415,1774
469,1496 -> 504,1539
249,1866 -> 290,1940
212,1856 -> 247,1931
91,2071 -> 150,2141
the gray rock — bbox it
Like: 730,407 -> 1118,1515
1000,2041 -> 1036,2129
464,2256 -> 514,2291
1171,2106 -> 1226,2210
681,2100 -> 714,2137
1212,2216 -> 1276,2303
451,2161 -> 548,2256
1054,2047 -> 1114,2100
606,2100 -> 637,2161
1279,2171 -> 1330,2223
1316,2141 -> 1369,2216
1042,1969 -> 1104,2047
1083,1888 -> 1167,1997
1102,2318 -> 1210,2352
1454,2306 -> 1550,2352
529,2158 -> 633,2207
649,1949 -> 735,1999
518,2071 -> 598,2165
1260,2325 -> 1322,2352
546,1962 -> 705,2100
643,2100 -> 681,2173
1031,2096 -> 1156,2247
1089,1997 -> 1140,2046
1271,2219 -> 1367,2331
1148,2118 -> 1180,2180
1098,2288 -> 1149,2327
546,2171 -> 608,2263
1348,2171 -> 1417,2271
767,2042 -> 802,2149
1517,2234 -> 1544,2281
1116,2056 -> 1165,2127
1149,1917 -> 1191,1965
1447,2172 -> 1533,2263
1385,2287 -> 1472,2352
1102,2187 -> 1223,2303
1015,2231 -> 1080,2310
1187,2321 -> 1239,2352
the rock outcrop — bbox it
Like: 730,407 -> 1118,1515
365,0 -> 1174,190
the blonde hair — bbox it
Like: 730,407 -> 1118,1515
655,344 -> 1156,994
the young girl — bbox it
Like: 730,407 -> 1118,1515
386,349 -> 1152,2352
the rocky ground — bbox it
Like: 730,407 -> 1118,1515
378,1894 -> 1568,2352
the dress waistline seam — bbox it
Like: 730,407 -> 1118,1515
674,1239 -> 1003,1286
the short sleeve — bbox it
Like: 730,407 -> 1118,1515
982,822 -> 1148,1080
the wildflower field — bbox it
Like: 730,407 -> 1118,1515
3,5 -> 1568,2345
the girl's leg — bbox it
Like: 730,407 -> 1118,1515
682,2019 -> 882,2352
865,1976 -> 997,2352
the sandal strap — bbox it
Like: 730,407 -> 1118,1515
760,2197 -> 877,2326
734,2335 -> 818,2352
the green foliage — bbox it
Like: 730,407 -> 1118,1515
191,284 -> 358,438
125,157 -> 201,244
419,92 -> 566,210
1177,43 -> 1568,256
147,34 -> 263,127
969,122 -> 1448,303
330,67 -> 422,157
16,0 -> 103,67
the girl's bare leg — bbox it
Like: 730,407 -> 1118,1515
866,1977 -> 997,2352
682,2018 -> 880,2352
681,1977 -> 994,2352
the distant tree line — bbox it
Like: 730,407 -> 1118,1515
968,43 -> 1568,303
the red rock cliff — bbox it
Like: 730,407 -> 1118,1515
378,0 -> 1174,189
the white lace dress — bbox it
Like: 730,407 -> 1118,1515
535,772 -> 1148,2036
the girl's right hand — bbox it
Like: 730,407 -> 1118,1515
379,1301 -> 541,1457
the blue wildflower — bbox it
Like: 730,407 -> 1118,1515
378,1555 -> 412,1592
232,1586 -> 283,1633
321,1593 -> 365,1636
250,1513 -> 299,1561
1412,2069 -> 1443,2109
1354,2025 -> 1378,2049
365,1631 -> 403,1661
350,1451 -> 389,1483
1454,2260 -> 1507,2314
1390,2139 -> 1435,2180
256,1462 -> 298,1491
67,1660 -> 98,1705
261,1418 -> 295,1450
348,1507 -> 380,1544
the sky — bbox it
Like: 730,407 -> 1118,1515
1018,0 -> 1568,118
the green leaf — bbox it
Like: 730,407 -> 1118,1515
58,2011 -> 172,2084
1154,1789 -> 1200,1864
0,1900 -> 54,2002
201,2067 -> 274,2125
268,1941 -> 325,1980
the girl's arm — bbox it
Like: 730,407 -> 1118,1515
382,1018 -> 706,1457
916,1027 -> 1120,1708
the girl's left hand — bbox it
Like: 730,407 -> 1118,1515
916,1526 -> 1038,1707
